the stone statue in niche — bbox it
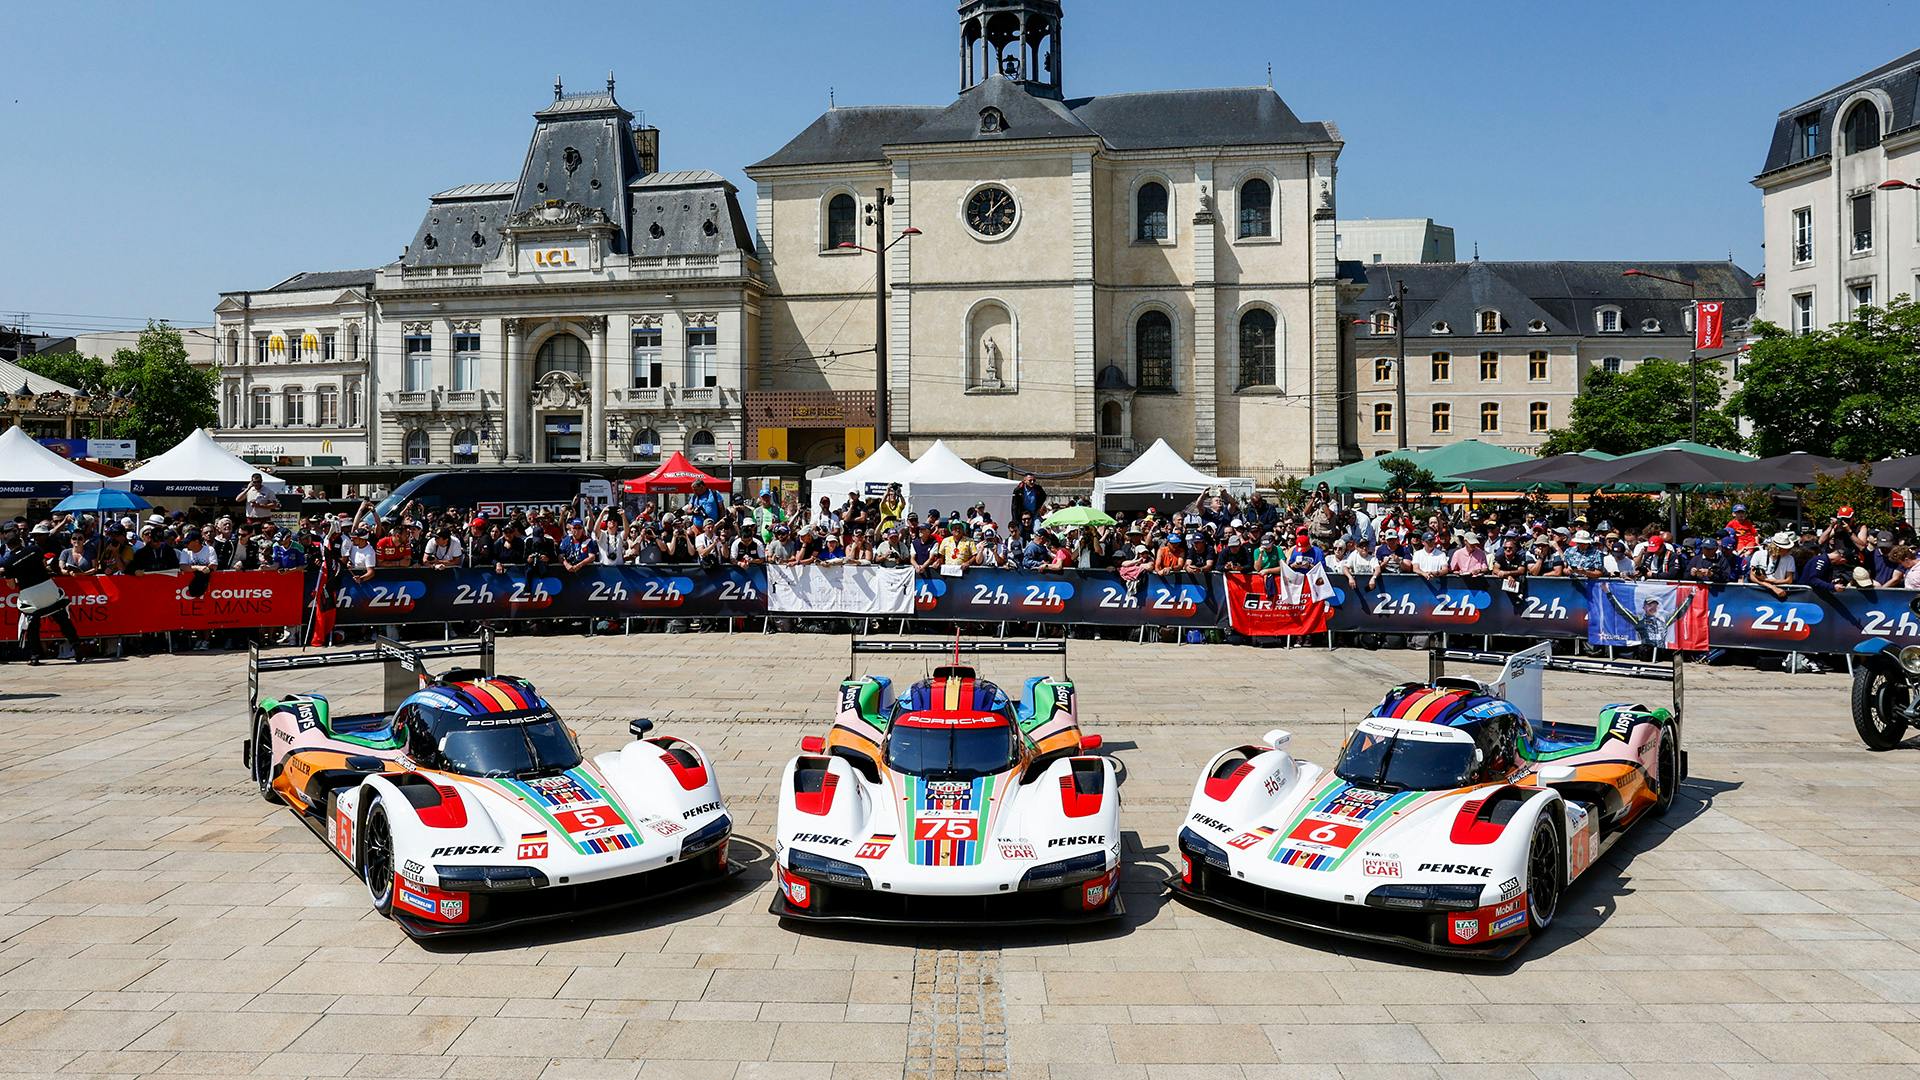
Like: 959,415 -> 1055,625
980,337 -> 1004,387
1198,185 -> 1213,213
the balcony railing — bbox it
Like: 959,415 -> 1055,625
385,390 -> 434,410
678,385 -> 722,409
1097,435 -> 1134,455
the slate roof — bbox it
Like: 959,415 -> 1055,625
259,268 -> 378,294
751,76 -> 1336,169
431,181 -> 517,199
1758,47 -> 1920,177
1341,261 -> 1757,340
627,173 -> 755,259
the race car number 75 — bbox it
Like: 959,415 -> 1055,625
915,817 -> 977,841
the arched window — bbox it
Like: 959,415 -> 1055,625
635,427 -> 662,456
1528,402 -> 1549,433
534,334 -> 587,378
403,429 -> 430,465
1595,306 -> 1622,333
1479,402 -> 1500,433
1237,308 -> 1277,388
1373,357 -> 1393,383
1135,310 -> 1173,391
1373,403 -> 1393,434
826,193 -> 857,250
1431,402 -> 1451,433
1842,101 -> 1881,154
1371,311 -> 1393,335
688,429 -> 716,455
1238,178 -> 1272,238
1098,400 -> 1123,438
452,429 -> 479,464
1136,181 -> 1168,241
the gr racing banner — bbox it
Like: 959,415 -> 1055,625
768,564 -> 915,615
1223,567 -> 1336,637
0,570 -> 306,640
1586,581 -> 1709,650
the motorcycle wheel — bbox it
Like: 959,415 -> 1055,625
1852,664 -> 1910,752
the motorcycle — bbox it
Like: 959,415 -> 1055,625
1851,596 -> 1920,750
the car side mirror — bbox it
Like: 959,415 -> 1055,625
628,718 -> 654,739
1537,764 -> 1576,783
800,735 -> 826,754
1078,734 -> 1103,752
1262,728 -> 1292,749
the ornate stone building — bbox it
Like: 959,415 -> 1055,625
746,0 -> 1346,478
211,270 -> 376,465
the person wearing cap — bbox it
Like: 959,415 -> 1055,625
1563,530 -> 1607,580
1373,529 -> 1412,574
1678,538 -> 1731,584
1410,531 -> 1449,581
1639,533 -> 1681,579
423,526 -> 464,569
937,519 -> 978,568
1218,530 -> 1255,574
1723,503 -> 1758,556
3,536 -> 85,664
556,518 -> 598,573
751,488 -> 787,543
1284,528 -> 1324,573
1448,531 -> 1490,579
1748,531 -> 1798,600
1152,531 -> 1190,573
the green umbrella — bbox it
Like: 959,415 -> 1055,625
1042,506 -> 1116,528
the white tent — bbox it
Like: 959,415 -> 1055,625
809,441 -> 913,506
0,426 -> 110,498
897,439 -> 1017,512
121,428 -> 287,498
1092,438 -> 1255,511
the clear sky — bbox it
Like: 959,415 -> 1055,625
4,0 -> 1917,339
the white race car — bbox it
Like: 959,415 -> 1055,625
770,640 -> 1122,924
1169,644 -> 1682,958
245,635 -> 734,937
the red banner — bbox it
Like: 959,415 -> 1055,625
0,570 -> 306,641
1222,572 -> 1333,637
1695,301 -> 1723,350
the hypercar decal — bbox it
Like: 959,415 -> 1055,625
1268,777 -> 1429,871
494,764 -> 640,855
907,775 -> 993,867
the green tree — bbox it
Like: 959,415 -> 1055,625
13,351 -> 109,394
1803,467 -> 1897,532
1539,357 -> 1740,457
1381,458 -> 1438,506
102,323 -> 219,452
1730,295 -> 1920,460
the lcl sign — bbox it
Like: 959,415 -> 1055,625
531,248 -> 578,268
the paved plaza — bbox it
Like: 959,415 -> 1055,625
2,634 -> 1918,1079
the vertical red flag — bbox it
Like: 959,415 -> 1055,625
1694,301 -> 1723,349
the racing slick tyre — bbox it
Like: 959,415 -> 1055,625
1526,816 -> 1561,932
1852,665 -> 1909,752
362,799 -> 395,918
251,711 -> 279,804
1653,723 -> 1681,817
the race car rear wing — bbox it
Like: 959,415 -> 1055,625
1428,641 -> 1682,731
849,637 -> 1067,678
247,629 -> 496,715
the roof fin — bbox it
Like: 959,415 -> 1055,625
553,74 -> 564,101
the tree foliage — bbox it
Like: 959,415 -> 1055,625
1381,458 -> 1438,505
1730,296 -> 1920,461
1803,467 -> 1897,532
1539,357 -> 1740,457
16,323 -> 216,453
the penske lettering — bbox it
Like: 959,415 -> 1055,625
1048,834 -> 1104,847
682,800 -> 722,820
1416,862 -> 1491,877
430,845 -> 501,858
791,832 -> 851,846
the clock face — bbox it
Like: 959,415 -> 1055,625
965,185 -> 1017,237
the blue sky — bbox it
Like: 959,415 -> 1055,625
4,0 -> 1917,337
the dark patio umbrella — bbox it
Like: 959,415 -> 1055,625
1751,452 -> 1861,485
1870,457 -> 1920,490
1532,448 -> 1781,538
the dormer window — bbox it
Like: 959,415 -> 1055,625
1596,307 -> 1622,333
1476,310 -> 1501,334
1430,321 -> 1451,335
1641,318 -> 1661,333
1371,311 -> 1394,335
1527,319 -> 1547,333
978,107 -> 1006,134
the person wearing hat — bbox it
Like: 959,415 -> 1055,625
937,519 -> 977,568
558,518 -> 598,573
1285,528 -> 1324,574
1748,531 -> 1798,600
1723,503 -> 1758,556
1563,529 -> 1607,580
1448,531 -> 1490,580
1639,533 -> 1681,579
423,525 -> 464,568
1527,534 -> 1567,577
1410,531 -> 1450,582
1153,531 -> 1190,573
752,488 -> 787,543
1219,530 -> 1255,574
1373,528 -> 1412,574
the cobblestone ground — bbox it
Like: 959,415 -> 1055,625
2,632 -> 1918,1078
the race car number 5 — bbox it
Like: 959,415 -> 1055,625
915,818 -> 977,841
555,805 -> 625,833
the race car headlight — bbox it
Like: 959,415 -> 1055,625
1019,851 -> 1107,892
1365,884 -> 1484,911
682,815 -> 731,856
433,864 -> 547,891
1898,645 -> 1920,677
1177,827 -> 1231,873
788,848 -> 871,890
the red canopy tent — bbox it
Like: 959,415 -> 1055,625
622,451 -> 728,494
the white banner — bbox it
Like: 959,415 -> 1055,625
767,564 -> 915,615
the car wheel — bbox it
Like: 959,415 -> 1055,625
1852,665 -> 1909,752
1526,816 -> 1560,932
362,799 -> 395,917
252,711 -> 280,803
1653,724 -> 1680,817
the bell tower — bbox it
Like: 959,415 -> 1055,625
958,0 -> 1063,99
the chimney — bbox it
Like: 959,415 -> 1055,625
631,123 -> 660,176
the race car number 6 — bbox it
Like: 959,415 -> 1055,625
1307,822 -> 1341,843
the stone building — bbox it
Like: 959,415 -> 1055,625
747,0 -> 1346,478
1755,47 -> 1920,335
211,271 -> 376,465
1340,260 -> 1755,457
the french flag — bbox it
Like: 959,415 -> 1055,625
1587,582 -> 1709,651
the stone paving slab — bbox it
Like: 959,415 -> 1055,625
0,634 -> 1916,1077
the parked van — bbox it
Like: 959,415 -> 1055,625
373,470 -> 612,519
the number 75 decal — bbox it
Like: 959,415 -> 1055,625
914,817 -> 977,841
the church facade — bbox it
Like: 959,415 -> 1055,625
747,0 -> 1345,479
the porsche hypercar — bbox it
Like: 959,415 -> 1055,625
771,640 -> 1121,924
1170,644 -> 1682,958
243,636 -> 733,937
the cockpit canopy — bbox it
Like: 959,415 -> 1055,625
883,666 -> 1023,779
400,677 -> 581,779
1336,685 -> 1525,792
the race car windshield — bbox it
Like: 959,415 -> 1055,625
1334,725 -> 1478,792
885,720 -> 1018,779
421,707 -> 582,779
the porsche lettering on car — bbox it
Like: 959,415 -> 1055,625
1169,643 -> 1685,959
771,639 -> 1122,924
242,633 -> 734,938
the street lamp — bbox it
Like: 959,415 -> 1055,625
1622,268 -> 1704,441
838,211 -> 922,450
